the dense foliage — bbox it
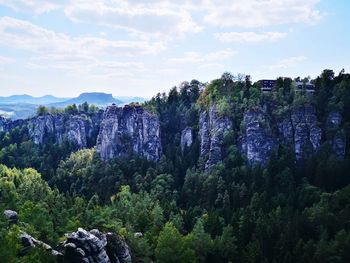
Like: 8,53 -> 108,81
1,69 -> 350,262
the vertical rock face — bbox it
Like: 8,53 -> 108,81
240,109 -> 276,165
327,111 -> 346,160
291,106 -> 322,160
0,116 -> 9,132
96,105 -> 162,162
66,116 -> 91,148
199,105 -> 232,168
199,111 -> 210,158
180,127 -> 193,151
26,113 -> 100,149
277,113 -> 294,146
277,105 -> 322,160
2,102 -> 347,165
2,105 -> 161,162
28,115 -> 55,144
328,111 -> 342,127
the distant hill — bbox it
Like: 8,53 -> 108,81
0,103 -> 39,119
115,96 -> 148,105
49,92 -> 122,108
0,92 -> 148,119
0,94 -> 69,104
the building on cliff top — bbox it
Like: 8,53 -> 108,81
294,81 -> 315,93
260,79 -> 276,92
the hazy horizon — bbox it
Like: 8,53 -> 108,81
0,1 -> 349,97
0,92 -> 148,99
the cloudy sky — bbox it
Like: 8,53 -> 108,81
0,0 -> 349,97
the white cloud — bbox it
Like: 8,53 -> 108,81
0,16 -> 162,77
264,56 -> 307,70
0,0 -> 62,14
0,0 -> 322,41
64,1 -> 202,40
198,62 -> 224,70
0,16 -> 164,55
0,55 -> 15,64
0,1 -> 202,40
215,31 -> 287,43
202,0 -> 322,28
168,48 -> 236,64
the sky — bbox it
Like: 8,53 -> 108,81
0,0 -> 349,98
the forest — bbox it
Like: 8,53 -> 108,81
1,69 -> 350,262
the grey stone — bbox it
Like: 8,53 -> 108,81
180,127 -> 193,151
199,105 -> 232,169
64,228 -> 110,263
19,231 -> 63,258
0,116 -> 9,132
106,232 -> 132,263
291,105 -> 321,160
26,113 -> 98,148
96,105 -> 162,162
134,232 -> 143,238
277,105 -> 322,161
240,108 -> 276,165
328,111 -> 342,128
326,111 -> 346,160
3,209 -> 18,224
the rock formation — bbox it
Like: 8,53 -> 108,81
240,108 -> 277,165
26,113 -> 100,148
3,209 -> 18,225
277,105 -> 322,160
326,111 -> 346,159
2,210 -> 132,263
106,232 -> 132,263
0,105 -> 162,162
0,101 -> 347,166
96,105 -> 162,162
291,105 -> 322,160
199,105 -> 232,168
64,228 -> 110,263
197,104 -> 334,167
181,127 -> 193,151
63,228 -> 132,263
0,116 -> 9,132
20,232 -> 63,258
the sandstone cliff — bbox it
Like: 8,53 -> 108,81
326,111 -> 346,160
1,102 -> 346,166
96,105 -> 162,162
197,103 -> 345,168
181,127 -> 193,152
0,105 -> 162,162
25,112 -> 101,148
240,108 -> 277,165
199,105 -> 232,169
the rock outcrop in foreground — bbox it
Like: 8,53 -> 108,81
3,210 -> 132,263
64,228 -> 132,263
